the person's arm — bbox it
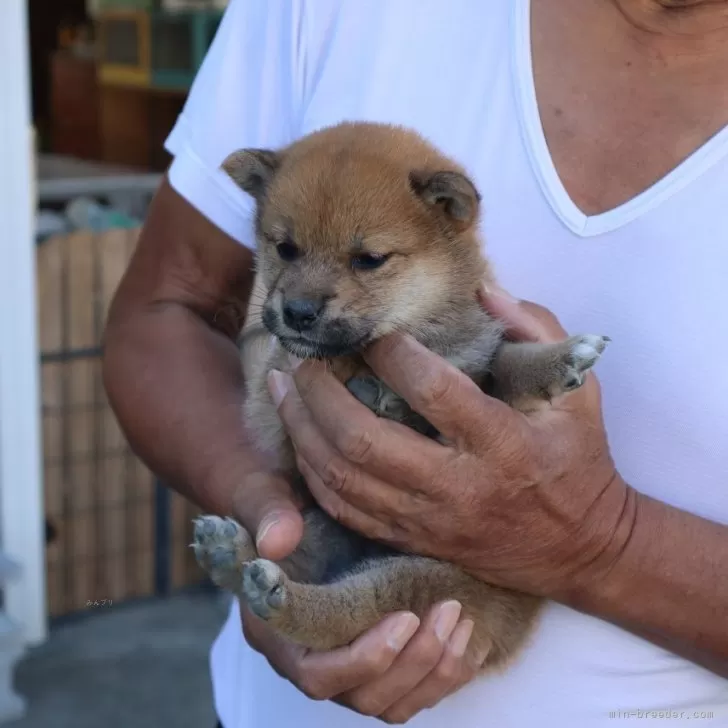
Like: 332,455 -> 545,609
102,179 -> 303,556
100,0 -> 313,552
566,490 -> 728,678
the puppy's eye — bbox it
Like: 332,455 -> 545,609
351,253 -> 390,271
276,240 -> 300,262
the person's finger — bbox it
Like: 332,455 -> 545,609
477,283 -> 568,343
297,456 -> 402,544
243,605 -> 421,700
442,625 -> 489,699
339,601 -> 462,718
269,369 -> 438,547
381,618 -> 480,723
231,470 -> 304,561
363,334 -> 516,449
269,368 -> 448,494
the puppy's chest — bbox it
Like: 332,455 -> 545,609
426,316 -> 504,385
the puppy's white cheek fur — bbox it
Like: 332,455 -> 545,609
377,267 -> 448,334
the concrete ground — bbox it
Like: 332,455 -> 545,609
8,590 -> 229,728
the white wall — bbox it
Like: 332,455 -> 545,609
0,0 -> 47,646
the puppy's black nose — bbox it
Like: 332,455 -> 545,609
282,298 -> 324,331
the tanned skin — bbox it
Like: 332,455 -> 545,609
104,181 -> 264,519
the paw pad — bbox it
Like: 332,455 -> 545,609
345,375 -> 383,410
242,559 -> 286,620
190,515 -> 254,591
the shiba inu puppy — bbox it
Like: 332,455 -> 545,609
192,122 -> 608,670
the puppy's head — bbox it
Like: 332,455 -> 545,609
222,122 -> 487,359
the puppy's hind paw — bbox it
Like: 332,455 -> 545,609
242,559 -> 287,621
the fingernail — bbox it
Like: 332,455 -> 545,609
267,370 -> 291,407
387,613 -> 420,651
256,517 -> 280,549
449,619 -> 475,658
435,601 -> 462,643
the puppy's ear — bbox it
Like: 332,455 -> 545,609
409,170 -> 481,231
221,149 -> 281,201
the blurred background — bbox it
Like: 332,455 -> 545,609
1,1 -> 232,726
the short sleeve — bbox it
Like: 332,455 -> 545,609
164,0 -> 305,248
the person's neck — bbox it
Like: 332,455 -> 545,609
612,0 -> 728,39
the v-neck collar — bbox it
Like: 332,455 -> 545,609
511,0 -> 728,238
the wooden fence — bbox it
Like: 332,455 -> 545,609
37,227 -> 204,617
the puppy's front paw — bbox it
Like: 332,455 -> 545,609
559,334 -> 610,391
346,375 -> 384,412
191,515 -> 256,592
346,375 -> 422,428
242,559 -> 287,621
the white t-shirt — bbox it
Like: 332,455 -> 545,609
164,1 -> 728,725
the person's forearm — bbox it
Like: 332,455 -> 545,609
102,302 -> 266,515
566,485 -> 728,677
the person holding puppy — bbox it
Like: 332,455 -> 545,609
102,0 -> 728,726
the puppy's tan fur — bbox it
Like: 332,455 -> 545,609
193,122 -> 608,671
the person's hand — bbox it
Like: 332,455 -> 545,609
267,284 -> 637,599
223,467 -> 305,561
233,471 -> 485,723
226,424 -> 483,724
241,598 -> 484,724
